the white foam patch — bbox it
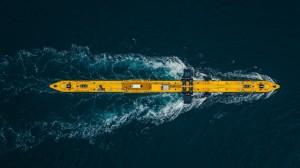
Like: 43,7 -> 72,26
0,45 -> 279,153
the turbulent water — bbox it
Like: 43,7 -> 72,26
0,45 -> 278,153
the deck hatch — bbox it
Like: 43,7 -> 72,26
81,84 -> 88,88
243,84 -> 251,88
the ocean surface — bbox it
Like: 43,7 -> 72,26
0,0 -> 299,167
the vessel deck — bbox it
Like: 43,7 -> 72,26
50,80 -> 280,93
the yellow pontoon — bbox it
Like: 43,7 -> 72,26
50,69 -> 280,103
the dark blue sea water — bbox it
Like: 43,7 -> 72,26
0,0 -> 300,167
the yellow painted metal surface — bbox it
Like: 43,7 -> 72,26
50,80 -> 280,93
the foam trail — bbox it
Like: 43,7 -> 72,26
0,45 -> 278,153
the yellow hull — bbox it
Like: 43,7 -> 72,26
50,80 -> 280,93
